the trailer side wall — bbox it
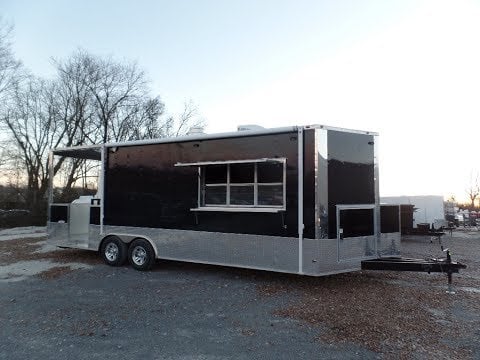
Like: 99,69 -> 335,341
104,132 -> 301,237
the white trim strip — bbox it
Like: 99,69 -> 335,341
190,207 -> 284,213
336,204 -> 376,210
100,145 -> 105,235
175,157 -> 286,167
297,127 -> 304,274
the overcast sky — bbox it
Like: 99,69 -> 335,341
2,0 -> 480,202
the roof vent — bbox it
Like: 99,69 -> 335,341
237,124 -> 265,132
186,126 -> 205,136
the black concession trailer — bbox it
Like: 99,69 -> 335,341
49,124 -> 457,276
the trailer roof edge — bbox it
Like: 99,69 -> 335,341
51,124 -> 378,153
103,124 -> 378,148
305,124 -> 379,136
103,126 -> 300,148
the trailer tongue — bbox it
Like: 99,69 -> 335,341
361,248 -> 467,292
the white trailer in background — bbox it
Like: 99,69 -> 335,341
381,195 -> 445,228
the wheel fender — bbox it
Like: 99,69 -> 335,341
130,236 -> 158,258
98,234 -> 130,252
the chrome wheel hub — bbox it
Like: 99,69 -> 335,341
132,246 -> 147,266
105,243 -> 119,261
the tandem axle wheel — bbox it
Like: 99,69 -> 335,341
100,237 -> 156,271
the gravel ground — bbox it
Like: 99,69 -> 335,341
0,227 -> 479,359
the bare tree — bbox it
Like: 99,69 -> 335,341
51,53 -> 100,196
59,51 -> 156,143
172,100 -> 205,137
0,19 -> 23,179
2,48 -> 207,215
123,96 -> 167,140
466,172 -> 479,209
1,79 -> 59,213
53,50 -> 204,143
0,74 -> 95,213
53,51 -> 102,145
0,19 -> 23,100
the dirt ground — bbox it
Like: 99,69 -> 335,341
0,227 -> 479,359
261,230 -> 480,359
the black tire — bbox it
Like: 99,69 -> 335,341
128,238 -> 155,271
100,236 -> 128,266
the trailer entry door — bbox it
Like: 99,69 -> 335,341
336,205 -> 376,262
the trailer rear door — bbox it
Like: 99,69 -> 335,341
336,205 -> 376,262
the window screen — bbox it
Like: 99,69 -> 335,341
258,185 -> 283,206
205,164 -> 227,184
230,163 -> 254,183
204,185 -> 227,205
230,185 -> 254,205
258,162 -> 283,183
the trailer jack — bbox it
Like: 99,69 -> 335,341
361,248 -> 466,293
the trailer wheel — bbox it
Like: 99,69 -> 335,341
128,238 -> 155,271
100,236 -> 128,266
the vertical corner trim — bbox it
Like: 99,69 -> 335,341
298,127 -> 304,274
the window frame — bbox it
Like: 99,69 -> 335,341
175,158 -> 286,213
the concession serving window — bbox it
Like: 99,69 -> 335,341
175,158 -> 286,213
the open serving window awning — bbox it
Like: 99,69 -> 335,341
174,157 -> 286,167
52,145 -> 102,161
